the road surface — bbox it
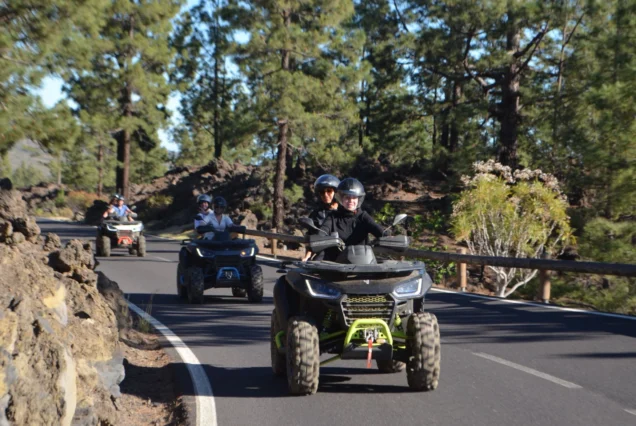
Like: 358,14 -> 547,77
39,220 -> 636,426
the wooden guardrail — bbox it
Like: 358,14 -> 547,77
245,228 -> 636,303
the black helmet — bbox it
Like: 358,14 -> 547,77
213,196 -> 227,209
112,193 -> 124,201
336,178 -> 365,210
197,194 -> 212,204
314,174 -> 340,197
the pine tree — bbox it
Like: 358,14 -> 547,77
64,0 -> 183,198
221,0 -> 362,229
1,0 -> 105,153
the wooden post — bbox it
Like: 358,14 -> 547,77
271,228 -> 278,259
457,248 -> 467,292
539,251 -> 551,303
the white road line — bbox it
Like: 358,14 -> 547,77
473,352 -> 582,389
153,256 -> 173,262
127,302 -> 217,426
625,409 -> 636,416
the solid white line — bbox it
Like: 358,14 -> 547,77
127,301 -> 217,426
473,352 -> 582,389
625,409 -> 636,416
430,288 -> 636,322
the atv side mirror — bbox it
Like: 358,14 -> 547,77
392,214 -> 408,226
298,217 -> 327,236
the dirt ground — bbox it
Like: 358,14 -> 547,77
118,329 -> 187,426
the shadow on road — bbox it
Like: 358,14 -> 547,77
427,292 -> 636,344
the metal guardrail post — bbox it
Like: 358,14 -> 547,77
539,251 -> 551,303
271,228 -> 278,259
458,248 -> 467,292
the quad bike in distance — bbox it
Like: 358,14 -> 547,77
95,208 -> 146,257
270,215 -> 441,395
176,224 -> 264,304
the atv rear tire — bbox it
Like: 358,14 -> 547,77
232,287 -> 247,297
176,262 -> 188,300
187,267 -> 205,304
137,235 -> 146,257
286,317 -> 319,395
97,235 -> 111,257
376,359 -> 406,373
406,312 -> 440,391
247,265 -> 263,303
271,309 -> 286,377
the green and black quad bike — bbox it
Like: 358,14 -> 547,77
176,224 -> 264,304
271,215 -> 440,395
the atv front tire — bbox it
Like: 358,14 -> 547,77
97,235 -> 111,257
376,359 -> 406,373
406,312 -> 441,391
137,235 -> 146,257
271,309 -> 286,377
176,262 -> 188,300
232,287 -> 247,297
247,265 -> 263,303
286,317 -> 319,395
187,267 -> 205,304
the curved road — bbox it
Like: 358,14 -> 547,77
40,220 -> 636,426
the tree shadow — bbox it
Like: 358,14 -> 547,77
426,292 -> 636,345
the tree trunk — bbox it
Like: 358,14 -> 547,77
118,16 -> 134,199
97,142 -> 103,197
213,21 -> 222,159
449,82 -> 461,153
498,13 -> 521,168
272,10 -> 291,230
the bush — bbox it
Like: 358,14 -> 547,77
250,201 -> 272,221
147,193 -> 174,210
451,160 -> 573,298
284,184 -> 304,206
54,189 -> 66,208
66,191 -> 103,213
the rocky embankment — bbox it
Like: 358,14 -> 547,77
0,178 -> 133,425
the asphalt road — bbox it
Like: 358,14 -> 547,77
39,220 -> 636,426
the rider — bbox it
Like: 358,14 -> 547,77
302,174 -> 340,261
103,194 -> 134,221
319,178 -> 384,261
194,195 -> 234,233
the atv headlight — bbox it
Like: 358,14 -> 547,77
392,278 -> 422,298
196,247 -> 216,258
305,279 -> 341,300
240,247 -> 255,257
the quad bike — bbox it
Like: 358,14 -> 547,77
95,209 -> 146,257
270,215 -> 440,395
176,224 -> 264,304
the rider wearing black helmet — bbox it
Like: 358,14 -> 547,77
302,174 -> 341,261
319,178 -> 384,261
194,195 -> 234,233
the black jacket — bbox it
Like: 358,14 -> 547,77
308,203 -> 335,229
319,206 -> 384,260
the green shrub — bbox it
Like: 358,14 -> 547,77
451,160 -> 573,298
147,193 -> 174,210
250,201 -> 272,221
54,189 -> 66,208
66,191 -> 102,213
284,184 -> 304,206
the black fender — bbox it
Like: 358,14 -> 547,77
179,247 -> 190,266
273,276 -> 291,331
